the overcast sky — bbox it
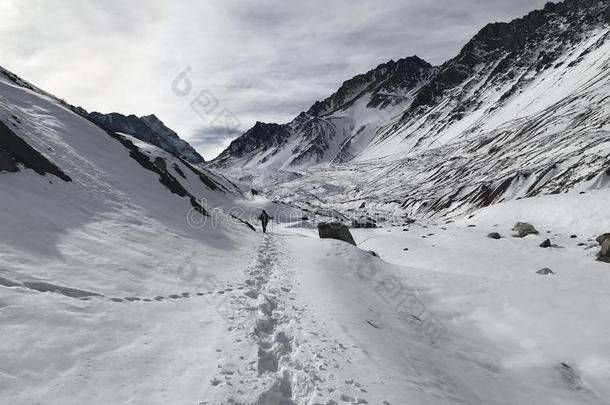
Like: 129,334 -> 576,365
0,0 -> 548,160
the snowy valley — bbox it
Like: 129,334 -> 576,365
1,0 -> 610,404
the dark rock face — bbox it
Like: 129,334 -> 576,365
406,0 -> 608,116
317,222 -> 356,246
216,122 -> 291,165
0,148 -> 18,172
0,119 -> 71,181
512,222 -> 539,238
308,56 -> 435,116
487,232 -> 502,240
88,112 -> 205,164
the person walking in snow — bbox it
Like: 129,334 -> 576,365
259,210 -> 270,233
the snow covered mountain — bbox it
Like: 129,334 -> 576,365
213,56 -> 435,168
2,5 -> 610,403
213,0 -> 610,218
88,111 -> 206,164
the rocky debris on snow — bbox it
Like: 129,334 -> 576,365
540,239 -> 552,248
512,222 -> 539,238
317,222 -> 356,246
368,250 -> 379,257
359,202 -> 366,209
537,268 -> 555,275
487,232 -> 502,239
597,233 -> 610,263
352,216 -> 377,229
570,235 -> 578,239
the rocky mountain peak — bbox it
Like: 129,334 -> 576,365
87,111 -> 205,164
307,55 -> 434,117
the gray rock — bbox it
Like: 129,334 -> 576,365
487,232 -> 502,239
0,149 -> 19,172
512,222 -> 539,238
540,239 -> 552,248
537,268 -> 555,275
596,233 -> 610,245
318,222 -> 356,246
597,233 -> 610,263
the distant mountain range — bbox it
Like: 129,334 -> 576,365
212,0 -> 610,217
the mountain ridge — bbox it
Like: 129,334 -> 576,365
212,0 -> 610,219
87,111 -> 206,164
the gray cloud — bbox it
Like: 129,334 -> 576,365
0,0 -> 548,160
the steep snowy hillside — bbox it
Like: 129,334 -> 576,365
88,111 -> 206,164
2,63 -> 610,405
213,56 -> 434,168
214,0 -> 610,219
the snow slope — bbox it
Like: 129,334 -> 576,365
2,2 -> 610,403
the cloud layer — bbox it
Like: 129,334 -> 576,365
0,0 -> 548,159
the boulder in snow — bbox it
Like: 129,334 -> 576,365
539,239 -> 552,248
487,232 -> 502,239
597,233 -> 610,263
317,222 -> 356,246
153,157 -> 167,171
512,222 -> 539,238
536,268 -> 555,275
